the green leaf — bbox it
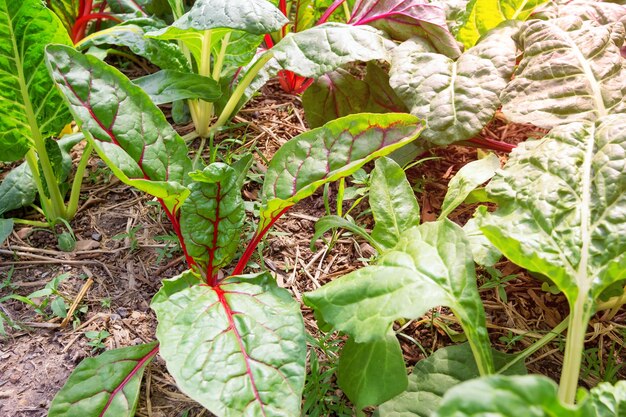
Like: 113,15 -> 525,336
180,163 -> 245,277
51,296 -> 67,318
337,334 -> 408,410
370,157 -> 420,250
433,375 -> 583,417
151,271 -> 306,417
133,70 -> 222,104
439,154 -> 500,220
0,218 -> 13,245
304,220 -> 494,374
0,0 -> 72,162
310,215 -> 381,252
463,210 -> 502,267
48,342 -> 159,417
271,23 -> 394,78
479,115 -> 626,313
389,25 -> 517,146
457,0 -> 548,48
302,62 -> 408,128
77,19 -> 191,72
46,45 -> 193,214
0,163 -> 36,216
260,113 -> 423,232
500,16 -> 626,128
378,343 -> 527,417
587,380 -> 626,417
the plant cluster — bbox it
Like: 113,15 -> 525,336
0,0 -> 624,416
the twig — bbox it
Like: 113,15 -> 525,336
61,277 -> 94,328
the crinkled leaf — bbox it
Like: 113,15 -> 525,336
439,153 -> 500,219
133,70 -> 222,104
48,342 -> 159,417
271,22 -> 394,78
46,45 -> 192,214
304,220 -> 494,374
457,0 -> 548,48
302,62 -> 408,128
180,163 -> 245,278
370,157 -> 420,250
434,0 -> 470,35
337,334 -> 408,410
378,343 -> 527,417
587,380 -> 626,417
260,113 -> 423,231
311,215 -> 381,252
500,16 -> 626,128
389,25 -> 517,146
152,271 -> 306,417
479,115 -> 626,314
434,375 -> 586,417
0,0 -> 72,162
533,1 -> 626,28
463,209 -> 502,267
0,218 -> 12,245
350,0 -> 462,58
77,19 -> 190,72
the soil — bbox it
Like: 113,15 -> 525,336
1,81 -> 625,417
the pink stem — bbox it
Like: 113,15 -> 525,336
316,0 -> 347,24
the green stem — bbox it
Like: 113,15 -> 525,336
453,308 -> 494,376
194,30 -> 214,138
24,149 -> 53,220
211,51 -> 275,133
182,131 -> 200,143
12,218 -> 49,227
342,0 -> 351,21
597,285 -> 626,320
558,298 -> 590,404
66,142 -> 93,219
212,32 -> 230,80
193,136 -> 206,168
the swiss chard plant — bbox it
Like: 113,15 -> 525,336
304,3 -> 626,415
0,0 -> 92,244
45,41 -> 424,416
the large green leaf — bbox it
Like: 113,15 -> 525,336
370,157 -> 420,250
47,0 -> 78,36
0,218 -> 12,245
389,25 -> 517,146
77,19 -> 191,72
433,375 -> 583,417
0,0 -> 72,162
133,70 -> 222,104
337,335 -> 408,410
271,23 -> 394,78
180,164 -> 245,279
260,113 -> 423,232
500,16 -> 626,128
533,1 -> 626,27
304,220 -> 494,374
587,380 -> 626,417
48,342 -> 159,417
457,0 -> 548,48
377,343 -> 527,417
302,62 -> 408,128
479,115 -> 626,313
46,45 -> 193,214
0,163 -> 36,216
152,271 -> 306,417
439,154 -> 500,219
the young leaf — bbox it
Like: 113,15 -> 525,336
151,271 -> 306,417
133,70 -> 222,104
463,212 -> 502,267
48,342 -> 159,417
180,163 -> 245,279
389,25 -> 517,146
433,375 -> 583,417
337,335 -> 408,410
377,343 -> 527,417
350,0 -> 462,58
304,220 -> 494,376
438,153 -> 500,220
587,380 -> 626,417
310,215 -> 381,252
479,115 -> 626,401
271,23 -> 394,78
46,45 -> 193,214
457,0 -> 548,48
302,62 -> 408,128
260,113 -> 423,232
370,157 -> 420,250
0,0 -> 72,162
500,16 -> 626,128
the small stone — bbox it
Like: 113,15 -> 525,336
91,233 -> 102,241
117,307 -> 129,318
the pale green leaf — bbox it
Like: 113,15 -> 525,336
587,380 -> 626,417
0,218 -> 13,245
133,70 -> 222,104
463,209 -> 502,267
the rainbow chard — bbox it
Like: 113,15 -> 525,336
45,39 -> 424,415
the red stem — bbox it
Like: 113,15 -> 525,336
95,1 -> 108,32
467,137 -> 516,153
159,199 -> 197,270
72,13 -> 121,43
316,0 -> 347,24
231,207 -> 291,276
